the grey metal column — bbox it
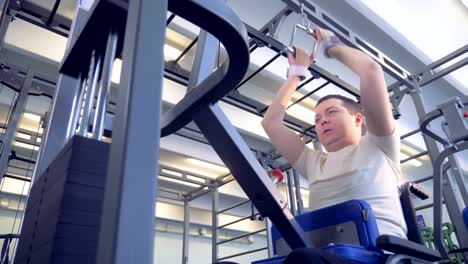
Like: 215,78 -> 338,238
212,188 -> 219,263
410,89 -> 468,261
182,201 -> 190,264
292,169 -> 304,215
265,219 -> 274,258
286,169 -> 296,215
0,69 -> 33,179
92,30 -> 118,140
96,0 -> 166,262
78,51 -> 101,136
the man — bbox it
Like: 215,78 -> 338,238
261,27 -> 407,263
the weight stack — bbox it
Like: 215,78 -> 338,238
15,136 -> 109,264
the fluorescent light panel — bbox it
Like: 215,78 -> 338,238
159,175 -> 200,188
16,132 -> 31,141
13,141 -> 39,151
186,158 -> 229,173
23,113 -> 41,122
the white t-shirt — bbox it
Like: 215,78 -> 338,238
294,129 -> 408,238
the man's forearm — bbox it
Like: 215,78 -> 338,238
327,45 -> 381,78
263,76 -> 301,124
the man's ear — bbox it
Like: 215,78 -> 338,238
355,112 -> 364,127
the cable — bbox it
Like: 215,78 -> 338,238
5,96 -> 40,261
5,88 -> 17,126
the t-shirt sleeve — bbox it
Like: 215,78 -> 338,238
367,126 -> 400,163
293,146 -> 321,182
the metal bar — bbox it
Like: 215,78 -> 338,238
10,154 -> 36,164
181,201 -> 190,264
92,30 -> 118,140
78,51 -> 101,136
287,81 -> 329,110
295,76 -> 315,91
166,13 -> 175,25
419,57 -> 468,87
46,0 -> 62,26
281,0 -> 414,89
216,247 -> 268,261
414,175 -> 433,184
235,53 -> 281,90
158,187 -> 185,196
217,199 -> 250,215
160,164 -> 214,182
400,129 -> 420,140
157,193 -> 185,202
217,214 -> 258,230
173,37 -> 198,64
16,13 -> 68,37
400,151 -> 428,164
422,44 -> 468,72
4,173 -> 31,182
0,234 -> 19,239
265,219 -> 274,258
186,187 -> 211,201
249,43 -> 258,53
217,228 -> 266,245
96,0 -> 166,262
0,70 -> 33,180
292,169 -> 304,215
159,171 -> 209,188
449,155 -> 468,206
286,170 -> 296,215
415,202 -> 437,211
194,104 -> 310,249
212,188 -> 219,263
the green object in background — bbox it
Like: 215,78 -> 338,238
420,223 -> 463,264
421,227 -> 435,249
442,223 -> 463,264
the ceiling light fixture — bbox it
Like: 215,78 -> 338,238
23,113 -> 41,122
186,158 -> 229,173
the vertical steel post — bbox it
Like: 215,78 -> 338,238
96,0 -> 167,262
182,200 -> 190,264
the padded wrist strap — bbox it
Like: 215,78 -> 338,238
287,65 -> 309,80
321,35 -> 342,58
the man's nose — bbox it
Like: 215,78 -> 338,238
320,118 -> 329,126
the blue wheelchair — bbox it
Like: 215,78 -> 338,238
247,182 -> 441,264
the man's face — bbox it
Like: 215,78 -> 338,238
314,98 -> 362,151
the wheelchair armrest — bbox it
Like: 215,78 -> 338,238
377,235 -> 441,262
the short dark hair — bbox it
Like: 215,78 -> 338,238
316,94 -> 361,114
315,94 -> 367,135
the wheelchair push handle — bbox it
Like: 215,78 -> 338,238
408,182 -> 429,200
